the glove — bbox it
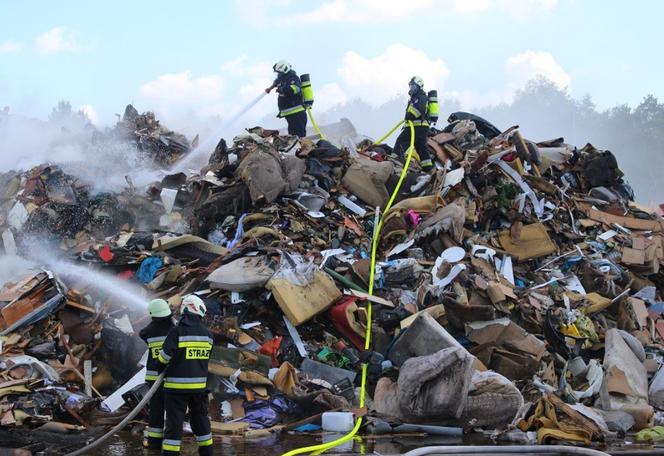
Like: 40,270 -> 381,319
265,86 -> 273,93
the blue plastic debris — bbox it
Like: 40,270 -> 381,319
135,257 -> 163,284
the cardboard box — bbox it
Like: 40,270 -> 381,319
622,247 -> 645,265
498,223 -> 557,262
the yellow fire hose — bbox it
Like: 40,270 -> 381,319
306,107 -> 328,141
373,119 -> 405,145
281,120 -> 415,456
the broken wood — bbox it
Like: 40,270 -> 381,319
210,421 -> 250,435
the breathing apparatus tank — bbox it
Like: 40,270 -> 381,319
301,73 -> 314,107
427,89 -> 439,124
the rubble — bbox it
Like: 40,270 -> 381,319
0,110 -> 664,454
111,104 -> 194,167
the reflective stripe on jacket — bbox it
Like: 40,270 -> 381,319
275,70 -> 305,117
158,313 -> 213,393
138,318 -> 174,383
404,88 -> 429,127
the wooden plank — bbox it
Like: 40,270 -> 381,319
346,289 -> 394,307
1,296 -> 40,328
400,304 -> 446,329
65,300 -> 96,313
586,207 -> 662,232
244,425 -> 284,438
0,273 -> 46,302
210,421 -> 250,435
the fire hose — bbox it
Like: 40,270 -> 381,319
281,120 -> 415,456
66,372 -> 165,456
306,107 -> 328,142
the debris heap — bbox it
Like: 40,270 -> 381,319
98,104 -> 195,167
1,112 -> 664,452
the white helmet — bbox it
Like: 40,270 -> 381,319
273,60 -> 292,74
148,298 -> 172,318
181,294 -> 206,318
409,76 -> 424,89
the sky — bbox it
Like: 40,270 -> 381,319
1,0 -> 663,132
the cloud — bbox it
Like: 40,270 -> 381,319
241,0 -> 559,25
223,56 -> 274,101
337,44 -> 449,105
36,26 -> 86,54
316,83 -> 348,111
0,40 -> 24,54
504,50 -> 570,90
284,0 -> 435,24
497,0 -> 559,20
136,56 -> 279,126
138,70 -> 226,117
233,0 -> 292,25
443,49 -> 570,109
135,45 -> 569,132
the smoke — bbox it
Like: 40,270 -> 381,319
0,109 -> 167,194
0,110 -> 161,300
0,114 -> 91,171
0,255 -> 38,285
3,77 -> 661,204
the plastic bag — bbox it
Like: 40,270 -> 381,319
272,252 -> 315,287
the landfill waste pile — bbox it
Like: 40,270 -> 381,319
95,104 -> 195,167
1,111 -> 664,454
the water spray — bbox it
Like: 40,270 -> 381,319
227,92 -> 268,127
49,260 -> 150,310
170,92 -> 268,173
17,243 -> 150,311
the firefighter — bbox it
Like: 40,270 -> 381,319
394,76 -> 433,171
139,299 -> 175,450
158,295 -> 214,456
265,60 -> 307,137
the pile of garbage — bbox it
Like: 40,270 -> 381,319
98,104 -> 194,167
0,164 -> 168,253
0,268 -> 148,436
1,111 -> 664,452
